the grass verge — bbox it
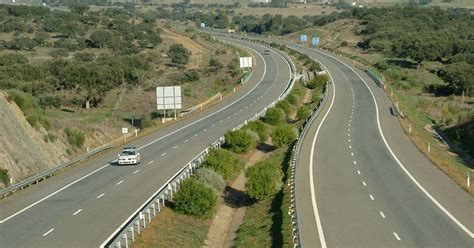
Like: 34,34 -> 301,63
132,208 -> 210,248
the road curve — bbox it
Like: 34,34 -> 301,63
293,45 -> 474,247
0,38 -> 292,247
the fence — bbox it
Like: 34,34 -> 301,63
103,36 -> 297,248
0,144 -> 112,198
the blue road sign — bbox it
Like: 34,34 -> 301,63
300,34 -> 308,43
312,37 -> 320,45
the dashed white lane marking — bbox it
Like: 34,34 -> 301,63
42,228 -> 55,237
393,232 -> 401,241
357,170 -> 361,175
203,129 -> 208,132
370,195 -> 375,201
97,193 -> 105,199
349,119 -> 352,122
173,145 -> 178,149
348,123 -> 351,127
73,209 -> 82,216
362,181 -> 367,186
133,170 -> 140,174
348,133 -> 351,137
148,160 -> 154,165
348,128 -> 350,132
161,153 -> 166,157
184,139 -> 188,143
349,145 -> 352,149
116,180 -> 124,185
233,113 -> 237,115
220,120 -> 224,123
239,109 -> 243,112
212,124 -> 216,127
245,106 -> 248,109
380,211 -> 386,219
353,161 -> 357,165
348,139 -> 351,143
351,152 -> 354,156
194,134 -> 198,137
227,116 -> 231,119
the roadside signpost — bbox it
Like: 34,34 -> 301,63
312,36 -> 320,46
300,34 -> 308,43
122,127 -> 128,142
200,22 -> 205,28
156,86 -> 182,121
239,57 -> 253,69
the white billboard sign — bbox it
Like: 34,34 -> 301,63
156,86 -> 182,110
239,57 -> 253,68
121,127 -> 128,134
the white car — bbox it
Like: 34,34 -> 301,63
118,146 -> 141,165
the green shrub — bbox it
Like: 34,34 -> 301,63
174,178 -> 217,219
243,120 -> 267,143
246,160 -> 283,201
276,100 -> 291,115
224,129 -> 257,153
296,106 -> 311,120
7,89 -> 50,129
64,128 -> 85,148
43,133 -> 56,143
271,124 -> 297,148
307,74 -> 328,90
286,93 -> 299,105
263,107 -> 285,126
195,168 -> 226,192
202,148 -> 243,180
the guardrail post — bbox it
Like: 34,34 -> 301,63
122,234 -> 128,248
152,203 -> 156,216
147,209 -> 151,223
135,220 -> 140,234
155,199 -> 161,212
161,194 -> 165,207
129,227 -> 135,242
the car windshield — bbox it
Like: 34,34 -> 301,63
121,150 -> 136,156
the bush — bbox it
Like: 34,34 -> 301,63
296,106 -> 311,120
224,129 -> 257,153
286,93 -> 299,105
271,124 -> 297,148
243,120 -> 267,143
307,74 -> 328,90
64,127 -> 85,148
195,168 -> 226,192
39,96 -> 62,108
182,69 -> 200,82
276,100 -> 291,115
174,178 -> 217,219
202,148 -> 243,180
168,44 -> 191,65
246,160 -> 283,201
49,49 -> 69,59
262,107 -> 285,126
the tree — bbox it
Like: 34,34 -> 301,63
224,129 -> 257,154
173,179 -> 217,219
246,160 -> 283,201
439,62 -> 474,96
271,124 -> 297,148
89,30 -> 112,48
167,44 -> 190,65
69,4 -> 89,15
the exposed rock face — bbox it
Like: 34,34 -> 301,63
0,91 -> 68,187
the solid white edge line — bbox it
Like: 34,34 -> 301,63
370,194 -> 375,200
0,163 -> 110,224
100,39 -> 293,248
42,228 -> 54,237
308,61 -> 335,248
318,49 -> 474,239
380,211 -> 386,218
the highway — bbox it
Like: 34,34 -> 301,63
293,44 -> 474,247
0,37 -> 292,247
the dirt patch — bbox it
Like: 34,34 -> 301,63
204,142 -> 273,248
161,29 -> 210,69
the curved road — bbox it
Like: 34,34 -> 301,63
0,38 -> 292,247
294,45 -> 474,247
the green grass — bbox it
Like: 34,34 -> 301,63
0,169 -> 8,185
132,208 -> 210,248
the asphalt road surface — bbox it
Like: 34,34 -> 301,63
0,38 -> 292,248
293,44 -> 474,247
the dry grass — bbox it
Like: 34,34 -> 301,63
132,208 -> 211,248
235,4 -> 339,17
161,29 -> 211,69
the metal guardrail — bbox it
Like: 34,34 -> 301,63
104,37 -> 297,248
0,144 -> 112,198
289,82 -> 330,248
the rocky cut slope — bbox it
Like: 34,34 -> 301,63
0,91 -> 68,188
